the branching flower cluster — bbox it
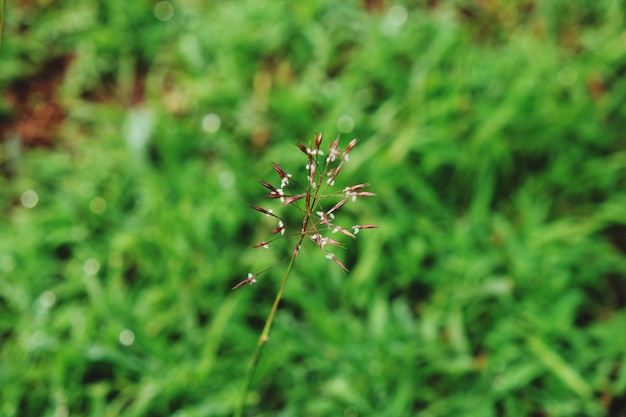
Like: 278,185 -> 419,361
232,133 -> 377,289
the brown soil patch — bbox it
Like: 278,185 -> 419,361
0,55 -> 71,147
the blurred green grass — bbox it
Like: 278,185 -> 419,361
1,1 -> 626,416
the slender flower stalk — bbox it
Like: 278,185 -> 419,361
233,253 -> 299,417
232,133 -> 377,417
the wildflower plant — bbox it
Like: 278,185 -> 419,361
232,133 -> 377,416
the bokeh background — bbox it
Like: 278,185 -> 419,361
1,1 -> 626,416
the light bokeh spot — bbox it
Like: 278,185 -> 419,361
21,190 -> 39,208
381,5 -> 408,35
388,5 -> 408,27
154,1 -> 174,22
39,290 -> 57,308
337,115 -> 355,133
119,329 -> 135,346
83,258 -> 100,276
89,196 -> 107,214
202,113 -> 221,133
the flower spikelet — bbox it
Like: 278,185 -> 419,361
232,132 -> 377,289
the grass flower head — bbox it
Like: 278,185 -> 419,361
233,133 -> 377,289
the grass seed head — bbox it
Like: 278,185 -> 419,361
233,133 -> 377,289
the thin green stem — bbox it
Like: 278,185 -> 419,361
233,242 -> 301,417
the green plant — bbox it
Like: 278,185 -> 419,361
0,0 -> 6,54
232,133 -> 377,417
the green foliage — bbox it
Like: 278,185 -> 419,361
1,1 -> 626,416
